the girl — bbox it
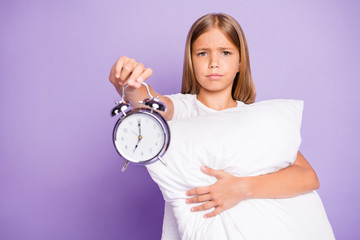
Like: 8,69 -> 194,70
109,13 -> 334,239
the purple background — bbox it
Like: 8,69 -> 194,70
1,0 -> 359,239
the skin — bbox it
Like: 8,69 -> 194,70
192,28 -> 240,111
108,27 -> 320,219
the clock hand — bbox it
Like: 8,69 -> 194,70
133,135 -> 143,152
134,120 -> 143,152
133,141 -> 139,152
138,120 -> 141,136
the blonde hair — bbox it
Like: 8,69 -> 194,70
181,13 -> 256,104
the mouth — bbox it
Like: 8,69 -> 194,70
206,73 -> 223,80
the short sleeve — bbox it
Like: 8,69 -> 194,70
165,93 -> 198,120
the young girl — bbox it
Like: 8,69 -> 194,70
109,13 -> 334,239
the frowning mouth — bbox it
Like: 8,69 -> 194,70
206,74 -> 223,79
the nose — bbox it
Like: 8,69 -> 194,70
208,54 -> 219,69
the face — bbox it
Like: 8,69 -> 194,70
192,28 -> 240,96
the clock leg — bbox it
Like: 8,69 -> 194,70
158,156 -> 167,166
121,160 -> 130,172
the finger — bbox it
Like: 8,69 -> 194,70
127,63 -> 145,88
133,68 -> 153,88
136,67 -> 153,83
191,201 -> 217,212
186,186 -> 210,196
204,206 -> 223,218
120,58 -> 136,82
186,194 -> 212,204
128,63 -> 144,81
114,56 -> 127,79
110,57 -> 127,85
201,166 -> 224,179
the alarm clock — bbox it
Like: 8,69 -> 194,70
111,82 -> 170,172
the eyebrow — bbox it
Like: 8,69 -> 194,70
192,47 -> 236,51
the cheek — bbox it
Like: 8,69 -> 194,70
192,59 -> 204,76
228,59 -> 240,74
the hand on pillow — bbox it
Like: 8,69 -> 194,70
185,166 -> 253,218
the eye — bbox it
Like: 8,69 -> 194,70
222,51 -> 231,56
197,52 -> 207,57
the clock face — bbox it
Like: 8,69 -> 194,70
114,112 -> 166,163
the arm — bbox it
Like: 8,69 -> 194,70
248,151 -> 319,198
186,151 -> 319,218
109,56 -> 174,121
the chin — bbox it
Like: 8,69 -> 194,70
199,83 -> 233,93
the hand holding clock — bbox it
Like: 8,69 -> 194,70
109,56 -> 175,121
109,56 -> 153,89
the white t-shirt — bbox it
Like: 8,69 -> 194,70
169,93 -> 245,120
161,93 -> 245,240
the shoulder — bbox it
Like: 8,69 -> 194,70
166,93 -> 196,103
165,93 -> 197,120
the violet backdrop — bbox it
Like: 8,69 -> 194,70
1,0 -> 359,239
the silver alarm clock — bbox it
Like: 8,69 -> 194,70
111,82 -> 170,172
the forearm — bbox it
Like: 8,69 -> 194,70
245,151 -> 319,199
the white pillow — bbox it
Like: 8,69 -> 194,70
146,99 -> 334,240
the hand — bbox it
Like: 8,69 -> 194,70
186,166 -> 253,218
109,56 -> 153,89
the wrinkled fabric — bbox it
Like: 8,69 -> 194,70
147,99 -> 334,240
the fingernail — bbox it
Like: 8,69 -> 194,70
185,191 -> 189,196
115,74 -> 120,78
135,82 -> 141,88
201,166 -> 207,171
137,76 -> 144,83
203,215 -> 208,218
128,79 -> 134,84
185,199 -> 189,204
191,208 -> 195,212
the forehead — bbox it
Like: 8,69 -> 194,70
192,28 -> 236,49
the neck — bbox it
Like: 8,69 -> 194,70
196,90 -> 237,111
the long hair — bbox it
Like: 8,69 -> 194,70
181,13 -> 256,104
